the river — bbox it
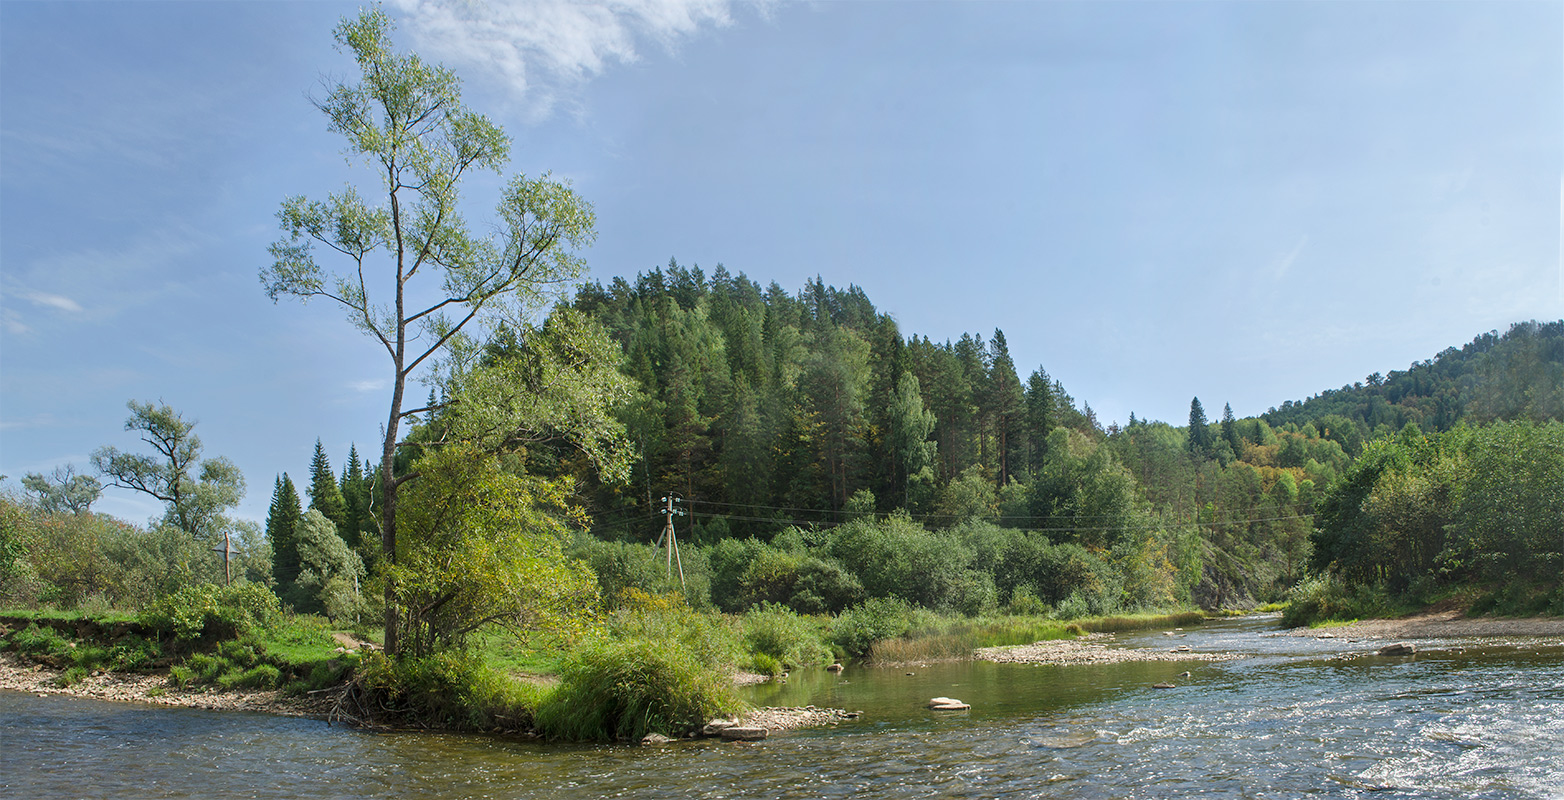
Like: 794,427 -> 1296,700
5,615 -> 1562,799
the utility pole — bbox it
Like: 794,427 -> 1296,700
654,493 -> 687,590
212,531 -> 239,587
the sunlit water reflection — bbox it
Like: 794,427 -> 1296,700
6,616 -> 1562,799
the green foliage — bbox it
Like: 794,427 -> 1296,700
1280,574 -> 1401,628
607,590 -> 742,669
830,596 -> 920,658
286,509 -> 364,619
220,664 -> 282,690
1311,420 -> 1563,607
306,441 -> 347,532
391,446 -> 599,657
535,635 -> 744,742
57,666 -> 91,688
8,622 -> 71,661
139,583 -> 281,643
267,475 -> 303,598
741,603 -> 832,672
90,400 -> 245,543
264,7 -> 602,656
20,465 -> 102,515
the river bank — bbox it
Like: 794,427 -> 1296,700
0,653 -> 847,736
1282,610 -> 1564,639
975,632 -> 1244,665
0,653 -> 332,716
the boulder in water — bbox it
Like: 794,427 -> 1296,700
1376,642 -> 1417,657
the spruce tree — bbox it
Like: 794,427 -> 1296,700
307,439 -> 347,532
1187,397 -> 1214,459
267,474 -> 303,594
339,443 -> 368,552
1221,403 -> 1242,457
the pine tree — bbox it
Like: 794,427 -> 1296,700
989,330 -> 1026,486
339,443 -> 368,552
308,439 -> 347,532
1025,369 -> 1056,476
1221,403 -> 1242,457
267,474 -> 303,594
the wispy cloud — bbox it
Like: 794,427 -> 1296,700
350,379 -> 388,393
390,0 -> 741,117
2,308 -> 31,336
8,226 -> 206,322
1271,235 -> 1309,281
23,291 -> 83,313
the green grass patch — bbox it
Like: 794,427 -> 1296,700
0,608 -> 139,624
534,636 -> 745,741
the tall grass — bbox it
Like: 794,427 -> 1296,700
533,637 -> 744,741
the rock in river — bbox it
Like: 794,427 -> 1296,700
1376,642 -> 1417,657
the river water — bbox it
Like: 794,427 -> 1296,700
5,616 -> 1563,799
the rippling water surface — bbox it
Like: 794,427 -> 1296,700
6,616 -> 1563,799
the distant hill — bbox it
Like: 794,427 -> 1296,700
1263,320 -> 1564,435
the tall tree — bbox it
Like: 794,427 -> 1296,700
1187,397 -> 1214,460
266,474 -> 304,595
989,330 -> 1026,486
338,444 -> 371,554
308,439 -> 347,531
261,10 -> 595,654
887,372 -> 938,508
1221,402 -> 1242,458
91,400 -> 245,542
1025,368 -> 1057,476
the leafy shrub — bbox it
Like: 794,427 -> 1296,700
535,636 -> 744,741
140,584 -> 281,642
741,603 -> 831,673
352,651 -> 536,731
215,640 -> 260,669
1055,592 -> 1090,620
830,597 -> 918,658
107,636 -> 161,671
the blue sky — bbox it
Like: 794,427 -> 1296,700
2,0 -> 1560,526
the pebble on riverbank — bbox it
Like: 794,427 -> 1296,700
738,705 -> 860,731
0,654 -> 331,717
975,640 -> 1242,666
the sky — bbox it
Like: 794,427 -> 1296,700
2,0 -> 1561,527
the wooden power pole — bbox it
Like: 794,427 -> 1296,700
654,493 -> 687,590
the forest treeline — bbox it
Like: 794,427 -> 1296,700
536,265 -> 1561,611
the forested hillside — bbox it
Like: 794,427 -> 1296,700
548,263 -> 1378,608
1264,320 -> 1564,434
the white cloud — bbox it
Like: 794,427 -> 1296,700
350,379 -> 388,392
24,291 -> 83,313
390,0 -> 740,117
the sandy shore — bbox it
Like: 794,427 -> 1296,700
975,634 -> 1243,666
1281,610 -> 1564,640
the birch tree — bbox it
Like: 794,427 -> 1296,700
261,9 -> 595,653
